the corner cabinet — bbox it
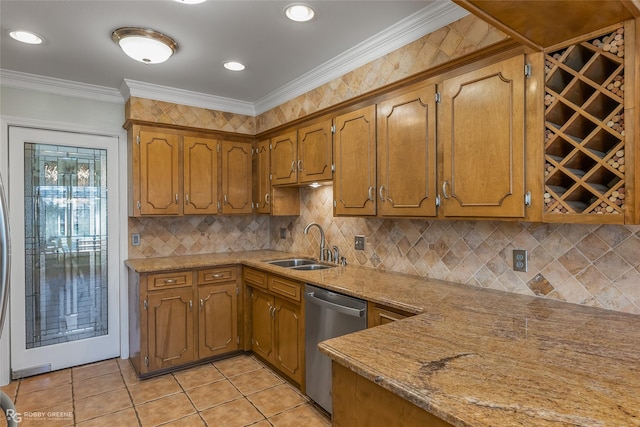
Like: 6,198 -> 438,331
127,124 -> 252,216
253,138 -> 300,216
439,54 -> 527,218
270,118 -> 333,186
243,268 -> 305,389
128,266 -> 241,377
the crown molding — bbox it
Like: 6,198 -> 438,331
1,3 -> 469,117
120,79 -> 256,116
253,2 -> 469,114
0,69 -> 124,104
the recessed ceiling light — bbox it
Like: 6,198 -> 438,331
285,4 -> 315,22
223,61 -> 246,71
9,30 -> 43,45
111,27 -> 178,64
174,0 -> 207,4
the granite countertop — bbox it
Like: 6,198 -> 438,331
126,250 -> 640,426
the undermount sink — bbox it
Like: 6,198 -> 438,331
266,258 -> 317,268
266,258 -> 335,270
290,264 -> 334,271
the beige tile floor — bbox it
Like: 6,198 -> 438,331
1,354 -> 331,427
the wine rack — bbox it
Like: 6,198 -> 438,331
543,24 -> 626,219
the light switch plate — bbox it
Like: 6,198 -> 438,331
280,228 -> 287,239
131,233 -> 140,246
355,235 -> 365,251
513,249 -> 528,272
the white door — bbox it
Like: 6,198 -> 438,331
8,126 -> 120,378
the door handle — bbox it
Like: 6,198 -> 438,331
442,181 -> 450,199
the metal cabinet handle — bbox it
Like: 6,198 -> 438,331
291,160 -> 296,172
212,273 -> 224,278
265,193 -> 270,204
189,300 -> 193,311
224,194 -> 228,204
175,193 -> 179,204
379,186 -> 386,201
185,194 -> 189,205
297,160 -> 303,171
199,299 -> 204,310
164,279 -> 177,284
368,186 -> 374,201
442,181 -> 450,199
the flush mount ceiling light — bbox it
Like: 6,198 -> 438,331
223,61 -> 246,71
111,27 -> 178,64
285,3 -> 315,22
174,0 -> 207,3
9,30 -> 43,45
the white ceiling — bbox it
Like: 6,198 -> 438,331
0,1 -> 468,115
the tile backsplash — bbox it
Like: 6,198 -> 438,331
270,186 -> 640,315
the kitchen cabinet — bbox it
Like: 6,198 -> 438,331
333,362 -> 453,427
377,82 -> 438,217
127,124 -> 253,216
220,140 -> 252,214
367,303 -> 415,328
439,53 -> 527,218
244,268 -> 304,387
334,105 -> 377,216
128,266 -> 240,377
270,118 -> 333,186
253,138 -> 300,216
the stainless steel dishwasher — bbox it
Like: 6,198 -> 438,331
305,284 -> 367,414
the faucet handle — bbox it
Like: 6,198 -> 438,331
323,248 -> 333,263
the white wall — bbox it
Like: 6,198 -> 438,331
0,85 -> 128,385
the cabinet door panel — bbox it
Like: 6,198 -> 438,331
271,131 -> 298,185
221,140 -> 252,214
199,283 -> 238,358
251,289 -> 274,360
377,84 -> 437,217
441,54 -> 525,217
139,130 -> 180,215
183,136 -> 218,215
274,298 -> 303,384
298,119 -> 333,183
147,289 -> 195,371
334,106 -> 376,216
254,139 -> 271,214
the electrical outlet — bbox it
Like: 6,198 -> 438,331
513,249 -> 528,272
280,228 -> 287,239
131,233 -> 140,246
355,235 -> 365,251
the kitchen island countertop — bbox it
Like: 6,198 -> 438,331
125,250 -> 640,426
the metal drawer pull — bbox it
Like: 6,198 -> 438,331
164,279 -> 177,284
212,273 -> 224,278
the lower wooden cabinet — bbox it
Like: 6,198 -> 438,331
332,362 -> 453,427
245,268 -> 304,388
368,302 -> 416,328
128,266 -> 241,377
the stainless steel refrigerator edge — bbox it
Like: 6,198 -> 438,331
305,284 -> 367,414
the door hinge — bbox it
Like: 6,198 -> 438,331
333,200 -> 337,208
524,191 -> 532,208
269,143 -> 272,150
331,125 -> 336,134
136,134 -> 140,144
143,299 -> 148,310
525,64 -> 532,78
435,92 -> 441,103
137,200 -> 141,210
436,194 -> 441,208
269,174 -> 273,181
144,356 -> 149,367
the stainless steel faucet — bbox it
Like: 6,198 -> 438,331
304,222 -> 326,261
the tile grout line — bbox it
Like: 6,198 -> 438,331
116,360 -> 143,427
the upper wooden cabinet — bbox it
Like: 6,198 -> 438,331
453,0 -> 639,50
253,138 -> 300,216
439,54 -> 527,218
220,140 -> 252,214
183,136 -> 218,215
128,124 -> 252,216
270,119 -> 333,186
334,105 -> 377,216
378,82 -> 438,217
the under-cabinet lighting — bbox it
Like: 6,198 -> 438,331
309,182 -> 321,188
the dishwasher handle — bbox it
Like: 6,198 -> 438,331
305,291 -> 365,318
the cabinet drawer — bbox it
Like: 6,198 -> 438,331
268,276 -> 302,302
243,268 -> 268,289
147,271 -> 192,291
198,267 -> 236,285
